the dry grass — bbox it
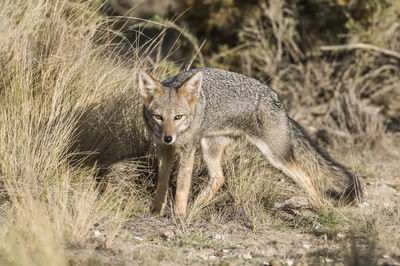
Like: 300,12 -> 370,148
0,0 -> 171,264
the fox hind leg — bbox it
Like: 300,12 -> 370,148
247,103 -> 321,202
249,136 -> 320,202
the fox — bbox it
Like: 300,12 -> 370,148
138,67 -> 362,217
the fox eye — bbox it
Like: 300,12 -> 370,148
174,115 -> 183,120
153,114 -> 163,121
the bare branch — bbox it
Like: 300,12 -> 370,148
320,43 -> 400,60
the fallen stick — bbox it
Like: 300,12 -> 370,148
320,43 -> 400,60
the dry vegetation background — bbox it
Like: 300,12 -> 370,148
0,0 -> 399,265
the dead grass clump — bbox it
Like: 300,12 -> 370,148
0,0 -> 173,264
322,90 -> 385,148
103,158 -> 157,212
239,0 -> 303,84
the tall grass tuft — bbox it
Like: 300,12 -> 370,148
0,0 -> 171,264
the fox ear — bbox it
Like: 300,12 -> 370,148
138,71 -> 162,106
178,71 -> 203,108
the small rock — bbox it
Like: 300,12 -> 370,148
382,254 -> 390,259
362,202 -> 370,207
213,234 -> 224,240
93,230 -> 101,237
134,236 -> 143,241
208,255 -> 217,260
286,259 -> 294,266
323,258 -> 334,263
222,249 -> 230,253
162,231 -> 174,239
337,232 -> 346,239
302,243 -> 312,249
262,261 -> 269,266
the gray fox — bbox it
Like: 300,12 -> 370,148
138,67 -> 362,217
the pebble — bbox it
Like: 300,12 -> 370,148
337,232 -> 346,239
323,258 -> 334,263
213,234 -> 224,240
93,230 -> 101,237
302,243 -> 312,249
286,259 -> 294,265
162,231 -> 174,239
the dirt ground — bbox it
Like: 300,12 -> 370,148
68,134 -> 400,266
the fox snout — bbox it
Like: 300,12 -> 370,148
161,132 -> 176,144
160,120 -> 177,144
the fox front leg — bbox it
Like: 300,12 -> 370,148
150,145 -> 175,215
175,147 -> 196,217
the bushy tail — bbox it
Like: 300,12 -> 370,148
288,118 -> 363,203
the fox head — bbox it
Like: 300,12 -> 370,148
138,71 -> 203,145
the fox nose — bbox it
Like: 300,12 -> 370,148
164,136 -> 173,143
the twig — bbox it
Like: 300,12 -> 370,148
320,43 -> 400,60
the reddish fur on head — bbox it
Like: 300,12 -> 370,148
138,71 -> 163,107
178,71 -> 203,108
